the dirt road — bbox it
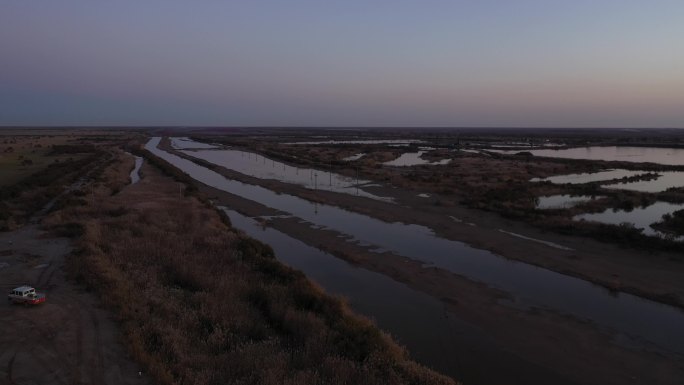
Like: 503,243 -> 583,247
0,226 -> 148,385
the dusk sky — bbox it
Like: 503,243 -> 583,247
1,1 -> 683,127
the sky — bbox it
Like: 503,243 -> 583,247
1,1 -> 683,128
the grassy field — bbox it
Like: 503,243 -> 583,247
0,135 -> 79,186
43,145 -> 457,385
0,136 -> 104,230
0,131 -> 147,230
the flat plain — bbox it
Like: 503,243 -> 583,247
2,127 -> 684,385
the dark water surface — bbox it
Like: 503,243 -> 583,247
505,146 -> 684,166
224,208 -> 579,385
146,137 -> 684,380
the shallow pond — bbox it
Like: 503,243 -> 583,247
531,169 -> 646,184
603,171 -> 684,193
574,201 -> 684,238
342,153 -> 365,161
535,195 -> 597,209
286,139 -> 424,145
384,151 -> 451,166
501,146 -> 684,166
147,137 -> 684,370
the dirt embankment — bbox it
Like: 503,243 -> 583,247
197,179 -> 684,385
153,140 -> 684,385
164,142 -> 684,310
43,154 -> 457,385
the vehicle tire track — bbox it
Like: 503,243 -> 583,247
6,353 -> 16,385
5,309 -> 74,383
35,260 -> 53,288
72,305 -> 84,385
2,151 -> 146,385
86,308 -> 105,385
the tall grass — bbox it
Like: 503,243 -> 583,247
0,149 -> 104,230
46,153 -> 457,385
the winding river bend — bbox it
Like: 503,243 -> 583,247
146,137 -> 684,384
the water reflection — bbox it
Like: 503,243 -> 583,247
574,201 -> 684,239
531,169 -> 646,184
176,140 -> 392,202
384,151 -> 451,166
145,137 -> 684,356
170,137 -> 219,149
286,139 -> 424,145
499,146 -> 684,166
223,208 -> 566,385
342,153 -> 365,161
603,171 -> 684,193
125,153 -> 143,185
536,195 -> 597,209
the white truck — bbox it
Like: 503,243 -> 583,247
8,286 -> 46,305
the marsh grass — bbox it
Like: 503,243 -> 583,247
46,151 -> 456,385
0,151 -> 103,230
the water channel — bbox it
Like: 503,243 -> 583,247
129,156 -> 143,184
223,208 -> 574,385
145,137 -> 684,381
176,146 -> 391,202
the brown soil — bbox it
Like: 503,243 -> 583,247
41,157 -> 457,385
0,225 -> 148,385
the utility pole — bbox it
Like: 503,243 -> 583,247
329,160 -> 332,186
314,173 -> 317,190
